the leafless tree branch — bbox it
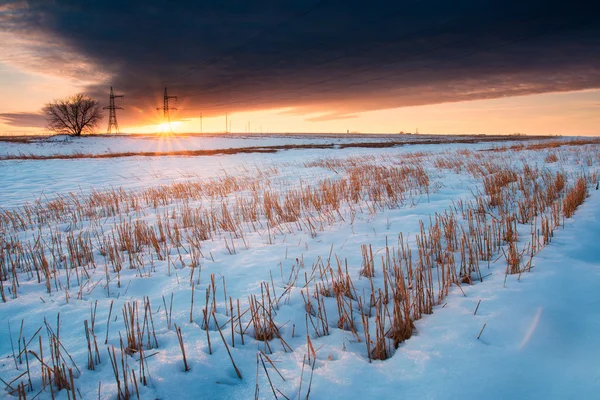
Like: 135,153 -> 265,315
43,94 -> 102,136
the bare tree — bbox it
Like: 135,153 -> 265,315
43,93 -> 103,136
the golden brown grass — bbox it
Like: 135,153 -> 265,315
563,178 -> 588,218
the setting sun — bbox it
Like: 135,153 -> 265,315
158,122 -> 172,133
157,121 -> 183,133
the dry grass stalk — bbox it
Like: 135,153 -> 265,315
174,324 -> 190,372
248,292 -> 279,342
107,342 -> 136,400
212,313 -> 242,379
162,293 -> 174,331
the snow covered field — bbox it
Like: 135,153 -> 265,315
0,134 -> 599,399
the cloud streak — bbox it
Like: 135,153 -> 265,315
1,0 -> 599,128
0,112 -> 46,128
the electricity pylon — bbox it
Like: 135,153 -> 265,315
157,87 -> 177,132
103,87 -> 124,134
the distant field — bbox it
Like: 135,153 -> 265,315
0,132 -> 560,160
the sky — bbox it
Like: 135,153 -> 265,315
0,0 -> 598,135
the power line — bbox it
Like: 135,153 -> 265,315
103,86 -> 124,134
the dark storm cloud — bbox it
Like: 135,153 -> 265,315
2,0 -> 600,125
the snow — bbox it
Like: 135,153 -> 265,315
0,134 -> 598,399
0,140 -> 501,209
0,133 -> 415,158
0,133 -> 542,158
328,194 -> 600,399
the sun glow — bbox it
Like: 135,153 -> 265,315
124,120 -> 186,134
158,121 -> 182,133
